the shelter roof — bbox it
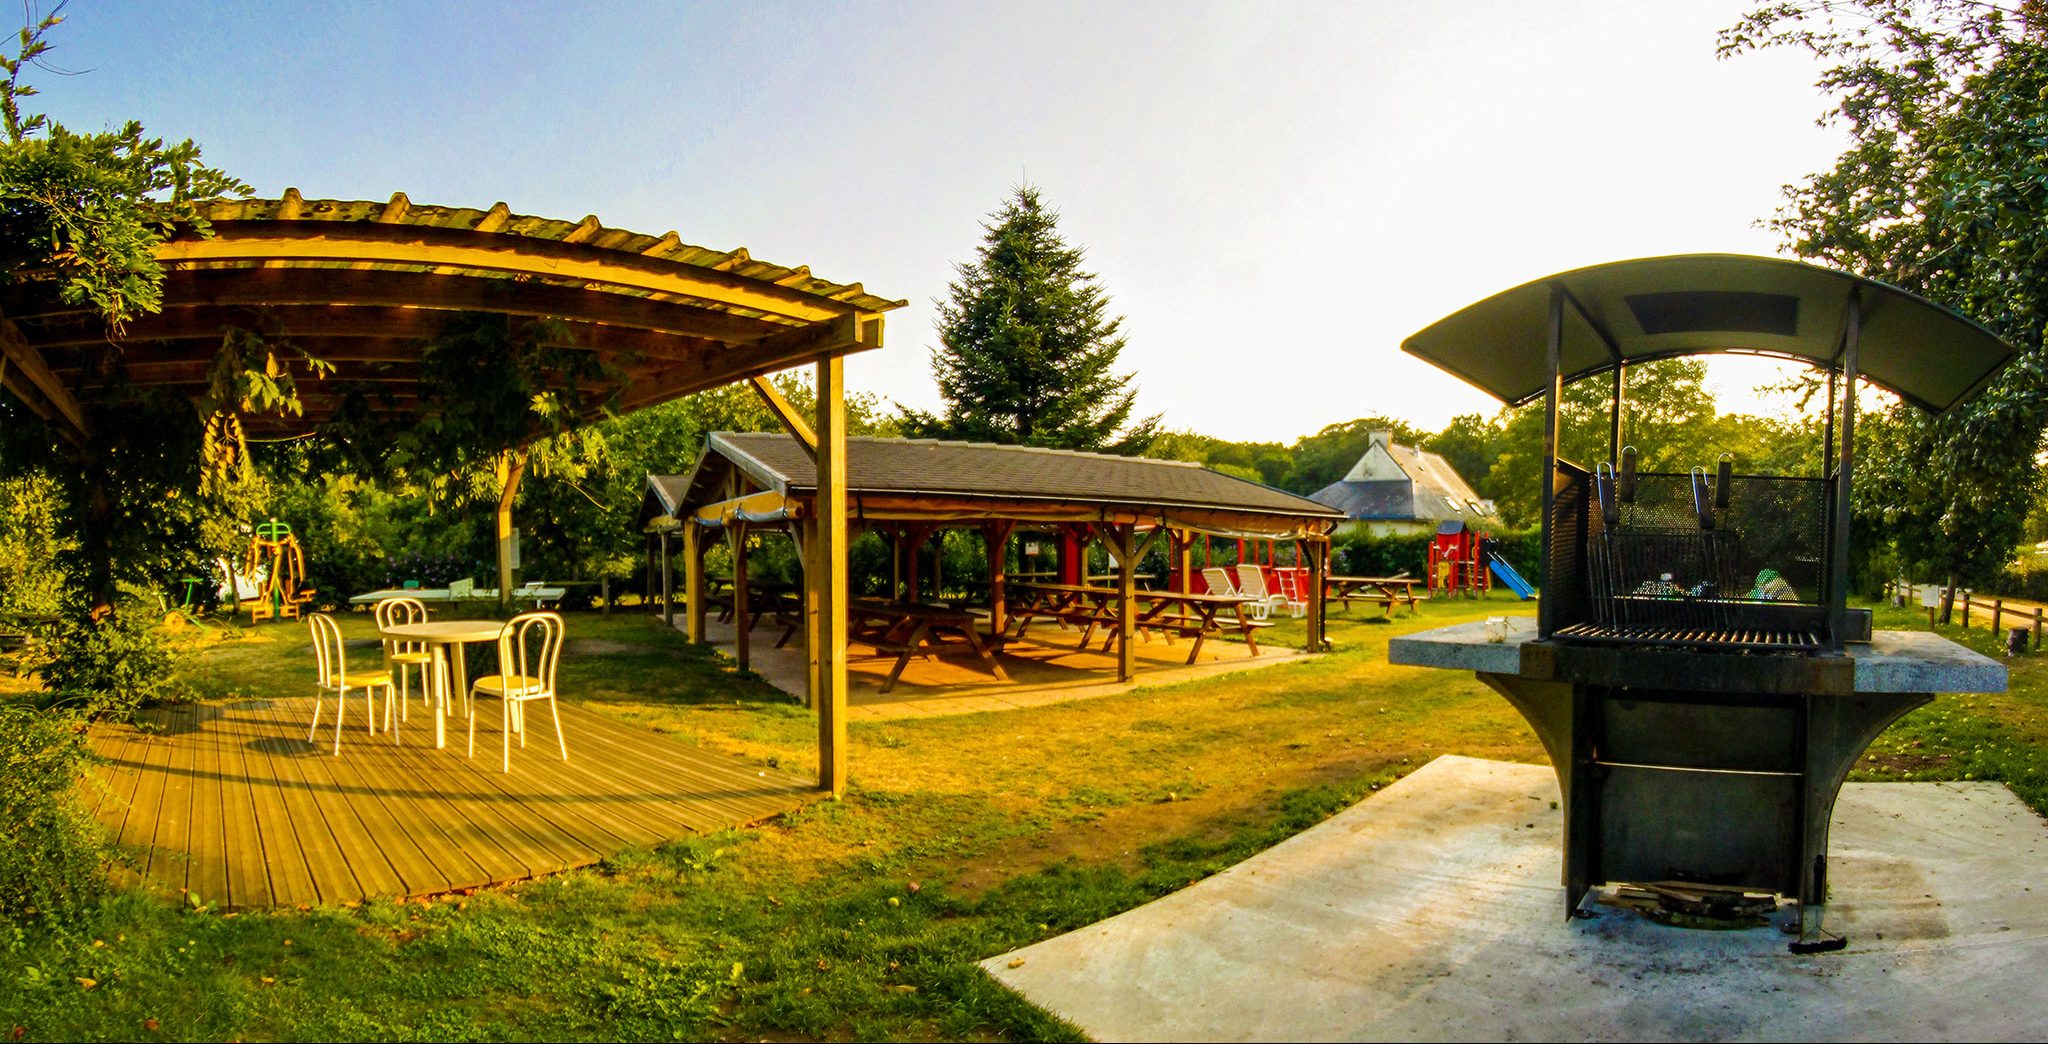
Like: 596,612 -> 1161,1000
1,191 -> 903,438
1401,254 -> 2016,414
669,433 -> 1344,536
637,473 -> 693,530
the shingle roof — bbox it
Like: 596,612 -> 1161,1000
1311,438 -> 1501,525
707,433 -> 1343,519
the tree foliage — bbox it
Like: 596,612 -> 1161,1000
904,186 -> 1158,454
1724,1 -> 2048,585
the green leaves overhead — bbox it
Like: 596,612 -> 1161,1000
1726,2 -> 2048,585
907,186 -> 1159,454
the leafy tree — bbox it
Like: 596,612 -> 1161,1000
0,9 -> 264,621
903,186 -> 1159,454
1724,2 -> 2048,590
1281,416 -> 1429,494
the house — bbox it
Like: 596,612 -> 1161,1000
1308,431 -> 1503,537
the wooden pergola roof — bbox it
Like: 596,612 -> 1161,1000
0,191 -> 905,439
664,433 -> 1345,539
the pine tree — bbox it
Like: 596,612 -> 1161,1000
906,186 -> 1158,454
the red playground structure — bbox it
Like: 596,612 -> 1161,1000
1428,520 -> 1491,597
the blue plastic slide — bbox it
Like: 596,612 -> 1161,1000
1488,553 -> 1536,600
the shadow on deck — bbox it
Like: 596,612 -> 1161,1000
83,697 -> 819,909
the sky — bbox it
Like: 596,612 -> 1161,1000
45,0 -> 1847,443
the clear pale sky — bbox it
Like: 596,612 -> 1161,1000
47,0 -> 1843,442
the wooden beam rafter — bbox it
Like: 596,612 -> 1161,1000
0,315 -> 90,438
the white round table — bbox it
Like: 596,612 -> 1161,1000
379,619 -> 506,748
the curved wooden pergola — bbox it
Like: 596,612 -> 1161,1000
0,191 -> 902,794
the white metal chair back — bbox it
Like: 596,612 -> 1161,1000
470,610 -> 568,771
494,611 -> 564,699
373,596 -> 429,660
308,611 -> 346,686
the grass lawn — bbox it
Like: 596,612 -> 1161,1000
3,594 -> 2046,1041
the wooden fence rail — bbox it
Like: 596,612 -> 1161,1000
1885,580 -> 2042,651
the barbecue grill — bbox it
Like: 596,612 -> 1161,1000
1389,255 -> 2014,950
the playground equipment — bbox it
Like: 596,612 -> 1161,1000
1427,520 -> 1491,597
1487,552 -> 1535,600
238,519 -> 316,623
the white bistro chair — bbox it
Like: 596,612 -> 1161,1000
372,596 -> 438,721
468,611 -> 568,772
306,612 -> 395,754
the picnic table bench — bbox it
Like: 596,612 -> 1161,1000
1324,575 -> 1426,618
850,598 -> 1009,693
1008,582 -> 1271,664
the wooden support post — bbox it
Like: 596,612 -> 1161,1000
985,521 -> 1014,639
815,353 -> 850,796
932,529 -> 945,601
2035,607 -> 2042,651
1172,528 -> 1190,593
731,522 -> 751,670
1994,599 -> 2004,635
1307,534 -> 1329,652
903,525 -> 926,603
1116,523 -> 1138,682
684,522 -> 705,643
495,449 -> 527,612
801,517 -> 821,708
660,531 -> 674,627
1962,595 -> 1971,630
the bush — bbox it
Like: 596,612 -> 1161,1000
0,705 -> 107,938
38,604 -> 191,719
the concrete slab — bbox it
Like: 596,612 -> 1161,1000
983,756 -> 2048,1042
1389,620 -> 2008,693
683,615 -> 1307,720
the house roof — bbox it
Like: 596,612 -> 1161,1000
1310,437 -> 1501,526
1401,254 -> 2016,415
665,433 -> 1343,537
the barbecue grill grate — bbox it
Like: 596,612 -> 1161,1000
1554,468 -> 1832,650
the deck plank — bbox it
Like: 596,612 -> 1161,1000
185,705 -> 232,907
83,694 -> 816,909
244,697 -> 359,905
211,702 -> 277,910
252,697 -> 409,901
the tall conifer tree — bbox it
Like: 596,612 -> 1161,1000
906,187 -> 1158,453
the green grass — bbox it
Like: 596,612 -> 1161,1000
3,591 -> 2042,1041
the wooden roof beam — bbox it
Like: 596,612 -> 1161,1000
0,315 -> 89,438
158,221 -> 854,322
749,375 -> 818,461
9,268 -> 798,344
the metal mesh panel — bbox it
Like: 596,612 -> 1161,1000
1541,462 -> 1589,637
1565,471 -> 1829,649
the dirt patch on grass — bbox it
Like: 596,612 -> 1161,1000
565,638 -> 656,656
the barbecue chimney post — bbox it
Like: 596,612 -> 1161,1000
1538,284 -> 1564,639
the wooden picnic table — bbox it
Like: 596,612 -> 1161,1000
1324,574 -> 1426,617
849,598 -> 1009,693
707,577 -> 803,646
1007,582 -> 1271,664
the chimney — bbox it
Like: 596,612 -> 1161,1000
1371,430 -> 1393,448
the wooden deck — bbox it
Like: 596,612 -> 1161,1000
83,697 -> 819,909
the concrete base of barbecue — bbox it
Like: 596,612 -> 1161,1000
984,756 -> 2048,1042
1387,622 -> 2006,940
